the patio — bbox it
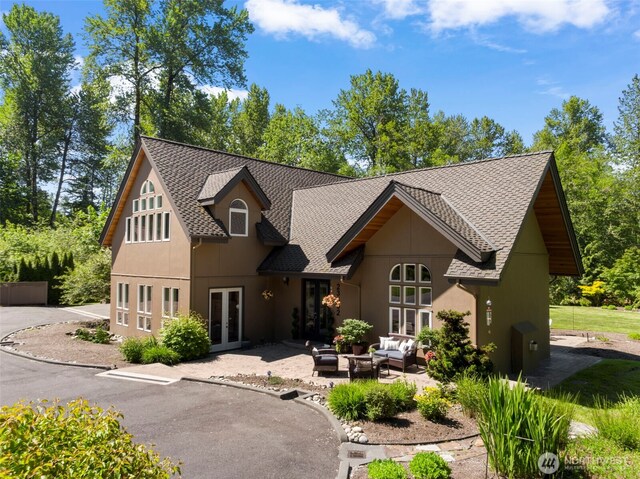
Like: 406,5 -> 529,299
165,341 -> 439,389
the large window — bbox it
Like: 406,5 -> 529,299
162,287 -> 179,319
116,283 -> 129,326
137,284 -> 152,332
125,180 -> 169,244
229,199 -> 248,236
388,263 -> 432,336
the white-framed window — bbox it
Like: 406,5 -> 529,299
404,309 -> 417,336
389,264 -> 401,282
420,264 -> 431,283
155,212 -> 162,240
125,217 -> 131,243
127,180 -> 167,245
388,263 -> 433,337
133,217 -> 139,242
116,283 -> 129,326
229,199 -> 248,237
137,284 -> 152,332
389,285 -> 401,304
389,307 -> 402,335
162,287 -> 179,318
419,310 -> 432,345
163,212 -> 171,240
419,287 -> 432,306
404,264 -> 416,282
147,214 -> 154,242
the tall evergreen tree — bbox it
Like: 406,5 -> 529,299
0,5 -> 75,222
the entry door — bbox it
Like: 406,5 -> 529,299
303,279 -> 331,341
209,288 -> 242,352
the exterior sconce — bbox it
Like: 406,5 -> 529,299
283,277 -> 289,286
486,299 -> 492,327
529,340 -> 538,352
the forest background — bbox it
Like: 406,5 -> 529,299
0,1 -> 638,308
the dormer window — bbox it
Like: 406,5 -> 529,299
229,199 -> 248,237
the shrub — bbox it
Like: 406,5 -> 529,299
415,387 -> 449,421
327,382 -> 367,421
454,373 -> 488,418
608,304 -> 617,310
336,318 -> 373,345
367,459 -> 407,479
0,399 -> 180,478
409,452 -> 451,479
625,305 -> 633,311
629,333 -> 640,341
364,384 -> 397,421
388,380 -> 417,412
120,337 -> 145,363
58,248 -> 111,305
75,325 -> 111,344
426,310 -> 494,383
160,312 -> 211,361
478,376 -> 574,478
142,345 -> 180,365
592,395 -> 640,450
566,435 -> 640,478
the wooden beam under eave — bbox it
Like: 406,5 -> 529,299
533,170 -> 581,276
338,196 -> 404,258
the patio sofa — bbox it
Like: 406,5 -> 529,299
369,333 -> 418,373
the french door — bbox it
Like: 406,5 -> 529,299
209,288 -> 242,352
303,279 -> 331,341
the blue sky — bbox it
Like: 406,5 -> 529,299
2,0 -> 639,144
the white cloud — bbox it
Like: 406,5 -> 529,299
375,0 -> 425,20
536,77 -> 570,99
634,29 -> 640,39
74,55 -> 84,69
469,30 -> 527,53
427,0 -> 611,33
198,85 -> 249,101
245,0 -> 376,48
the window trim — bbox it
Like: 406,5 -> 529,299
404,286 -> 416,305
419,264 -> 432,283
404,264 -> 416,282
404,308 -> 417,336
116,283 -> 129,326
125,217 -> 131,243
419,286 -> 432,306
163,212 -> 171,241
162,287 -> 179,318
229,199 -> 249,237
389,307 -> 402,335
389,285 -> 401,304
389,264 -> 401,282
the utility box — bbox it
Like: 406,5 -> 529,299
511,321 -> 539,374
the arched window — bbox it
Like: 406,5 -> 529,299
388,263 -> 432,337
140,180 -> 155,195
229,199 -> 248,236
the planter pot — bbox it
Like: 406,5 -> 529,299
351,343 -> 367,356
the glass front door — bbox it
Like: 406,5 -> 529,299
303,279 -> 331,341
209,288 -> 242,352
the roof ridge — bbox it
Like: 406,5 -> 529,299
140,135 -> 350,179
392,181 -> 441,196
292,150 -> 553,192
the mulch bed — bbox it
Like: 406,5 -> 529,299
222,373 -> 330,394
352,406 -> 479,445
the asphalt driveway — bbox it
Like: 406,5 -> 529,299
0,306 -> 340,479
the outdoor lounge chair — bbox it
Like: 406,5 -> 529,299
369,333 -> 418,373
305,341 -> 339,376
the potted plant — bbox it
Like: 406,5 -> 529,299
368,346 -> 376,357
336,318 -> 373,355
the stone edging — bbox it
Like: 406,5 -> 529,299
0,324 -> 116,371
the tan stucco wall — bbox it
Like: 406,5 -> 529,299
477,210 -> 550,374
289,206 -> 476,345
190,181 -> 275,343
110,155 -> 192,337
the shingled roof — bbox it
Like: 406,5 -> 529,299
100,137 -> 348,245
259,151 -> 573,281
101,137 -> 581,282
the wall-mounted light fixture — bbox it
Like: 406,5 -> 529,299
283,277 -> 289,286
529,340 -> 538,352
486,299 -> 492,327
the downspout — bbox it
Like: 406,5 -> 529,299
190,238 -> 203,312
340,277 -> 361,319
456,279 -> 479,344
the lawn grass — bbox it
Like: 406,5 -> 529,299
549,359 -> 640,424
550,305 -> 640,335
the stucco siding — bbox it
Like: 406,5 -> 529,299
477,210 -> 550,373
